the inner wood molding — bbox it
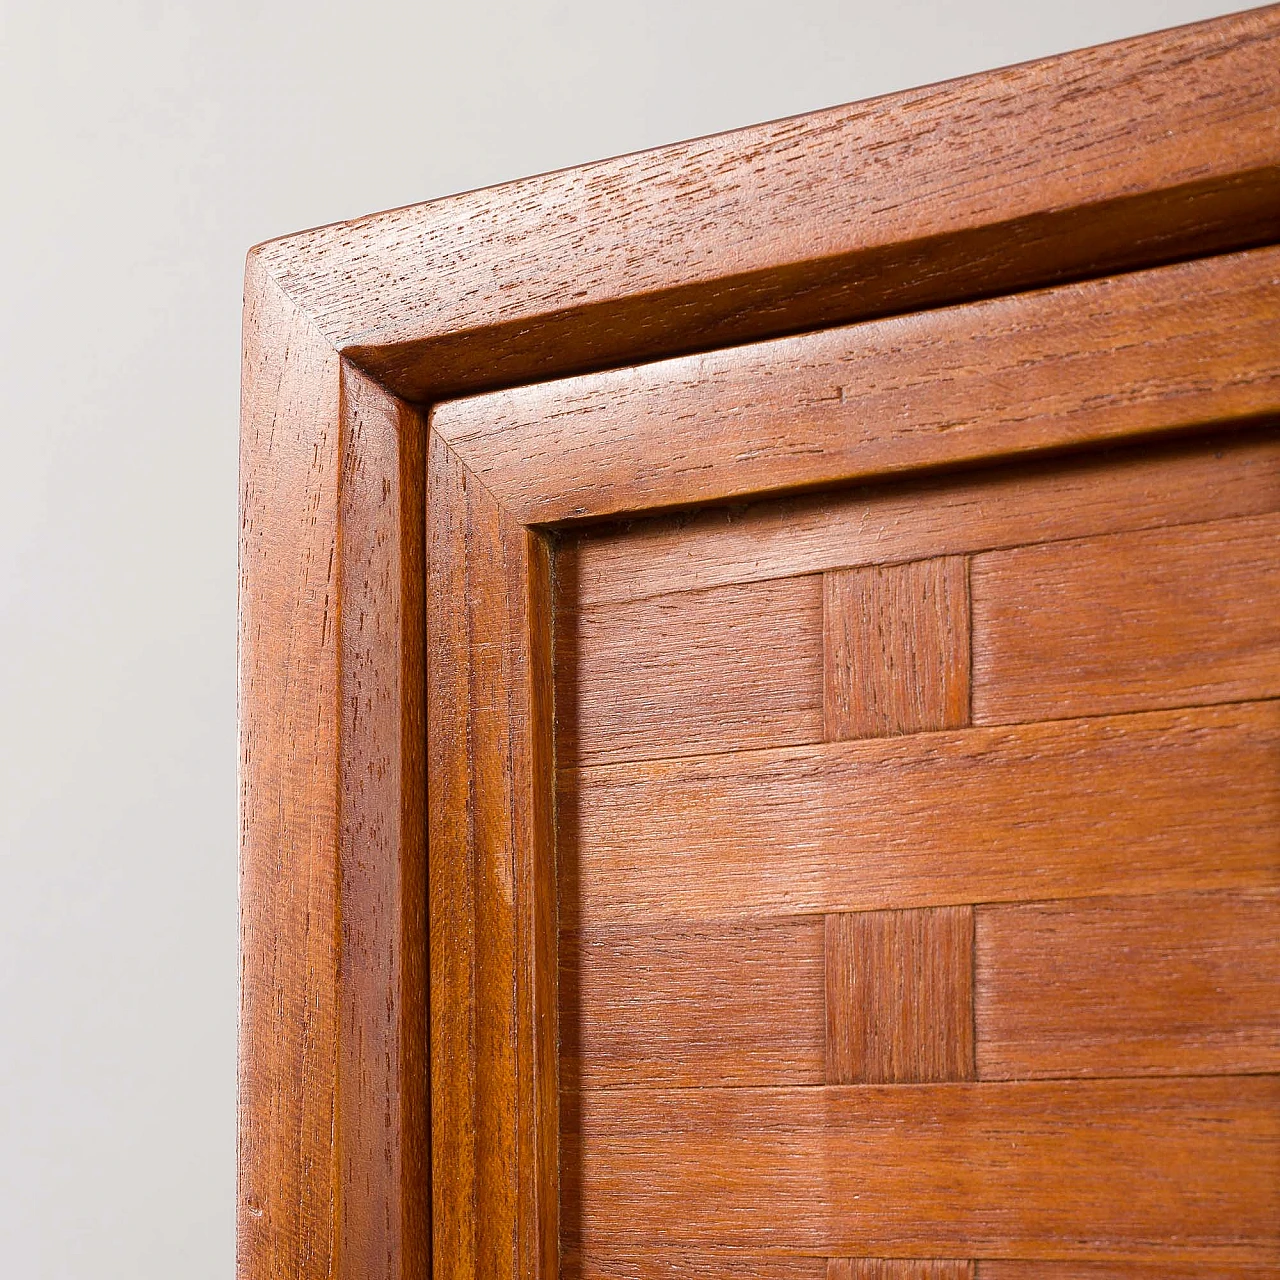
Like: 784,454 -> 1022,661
238,8 -> 1280,1280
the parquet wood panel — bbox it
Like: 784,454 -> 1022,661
567,1252 -> 828,1280
561,919 -> 825,1089
830,1264 -> 973,1280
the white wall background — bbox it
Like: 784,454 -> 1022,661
0,1 -> 1248,1273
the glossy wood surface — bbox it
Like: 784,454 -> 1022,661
240,255 -> 344,1280
972,511 -> 1280,722
554,424 -> 1278,1273
562,919 -> 825,1089
337,368 -> 429,1280
239,264 -> 428,1280
830,1263 -> 972,1280
427,437 -> 558,1280
824,557 -> 970,740
825,907 -> 974,1084
557,574 -> 823,767
241,10 -> 1280,1278
565,428 -> 1280,607
434,247 -> 1280,523
565,1079 -> 1278,1258
254,8 -> 1280,404
563,702 -> 1278,927
976,890 -> 1280,1079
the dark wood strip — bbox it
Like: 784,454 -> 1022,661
831,1264 -> 973,1280
561,702 -> 1280,929
825,908 -> 973,1084
824,557 -> 970,741
972,512 -> 1280,724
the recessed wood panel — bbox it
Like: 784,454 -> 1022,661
556,575 -> 823,766
565,1078 -> 1279,1258
976,890 -> 1280,1079
562,919 -> 825,1089
567,429 -> 1280,608
824,558 -> 970,741
972,512 -> 1280,723
561,701 -> 1280,929
826,908 -> 973,1084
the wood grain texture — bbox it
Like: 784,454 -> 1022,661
565,428 -> 1280,608
560,701 -> 1280,929
972,511 -> 1280,723
570,1252 -> 827,1280
434,247 -> 1280,523
242,13 -> 1280,1275
824,558 -> 970,740
565,1078 -> 1280,1259
239,262 -> 431,1280
830,1264 -> 972,1280
561,919 -> 825,1089
239,256 -> 342,1280
253,9 -> 1280,404
557,574 -> 823,767
976,1264 -> 1277,1279
826,908 -> 973,1084
427,434 -> 559,1280
976,890 -> 1280,1079
337,367 -> 428,1280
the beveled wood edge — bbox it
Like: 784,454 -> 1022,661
432,246 -> 1280,526
239,259 -> 428,1280
425,438 -> 559,1280
239,10 -> 1280,1280
249,5 -> 1280,404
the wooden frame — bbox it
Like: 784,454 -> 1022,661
238,8 -> 1280,1280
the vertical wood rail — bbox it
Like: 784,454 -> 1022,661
824,554 -> 976,1274
239,258 -> 344,1280
337,365 -> 429,1280
824,556 -> 971,741
825,907 -> 975,1086
239,266 -> 429,1280
427,430 -> 558,1280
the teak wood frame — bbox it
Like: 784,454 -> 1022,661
238,8 -> 1280,1280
